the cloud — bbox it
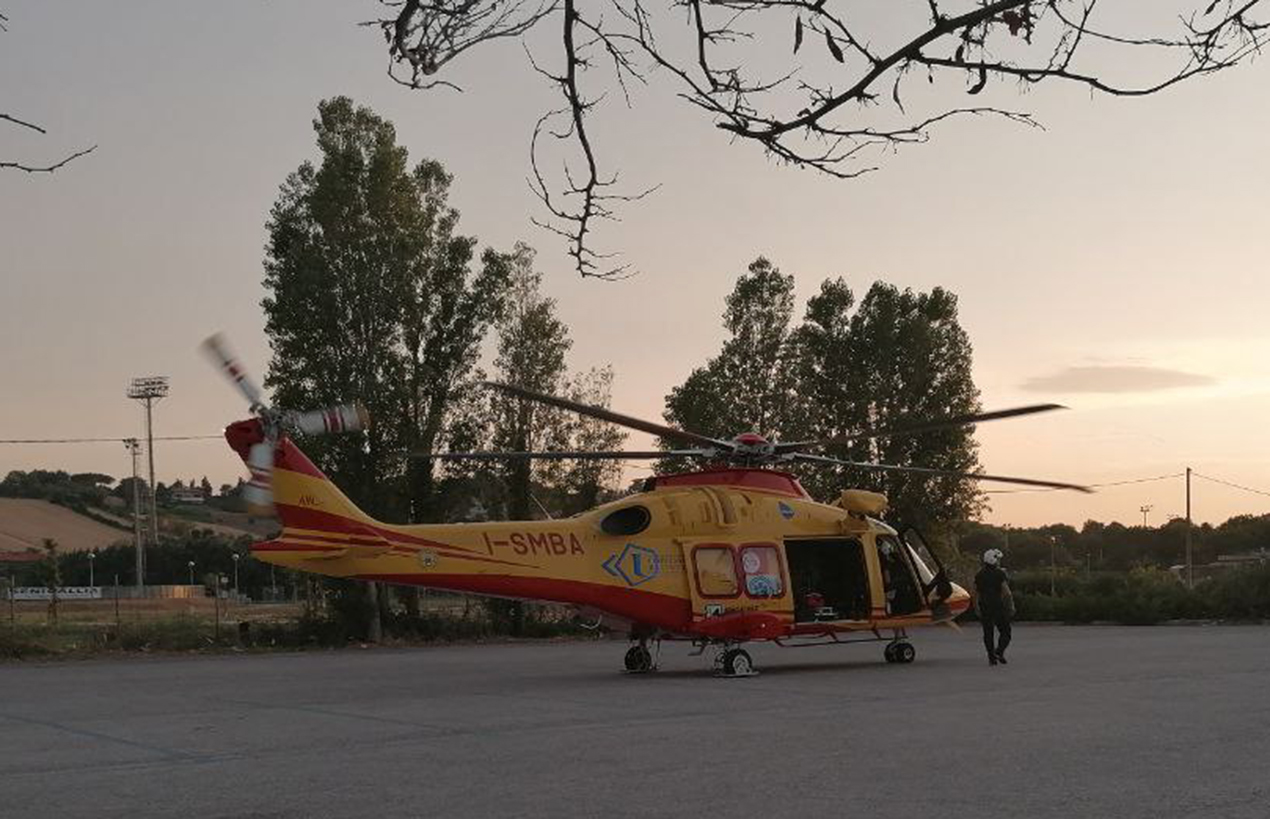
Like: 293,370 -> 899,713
1021,365 -> 1216,394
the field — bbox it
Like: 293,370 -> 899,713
0,498 -> 130,553
1,625 -> 1267,818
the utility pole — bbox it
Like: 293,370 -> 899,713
1139,504 -> 1153,528
127,376 -> 169,547
1185,467 -> 1194,589
124,438 -> 144,588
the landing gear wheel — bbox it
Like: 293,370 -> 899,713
892,642 -> 916,664
883,643 -> 898,664
718,648 -> 757,677
624,645 -> 653,673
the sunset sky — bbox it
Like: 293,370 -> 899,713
3,2 -> 1268,527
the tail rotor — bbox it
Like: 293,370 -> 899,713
202,333 -> 368,515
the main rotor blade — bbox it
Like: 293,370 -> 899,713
793,452 -> 1091,493
482,382 -> 731,450
811,404 -> 1067,448
416,449 -> 712,461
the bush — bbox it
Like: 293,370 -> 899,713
1008,564 -> 1270,624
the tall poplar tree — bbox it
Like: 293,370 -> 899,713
262,97 -> 509,522
489,244 -> 573,521
664,258 -> 983,526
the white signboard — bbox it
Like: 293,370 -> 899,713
8,586 -> 102,601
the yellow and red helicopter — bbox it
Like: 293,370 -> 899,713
204,335 -> 1087,676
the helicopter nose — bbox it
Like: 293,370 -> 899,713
946,582 -> 972,616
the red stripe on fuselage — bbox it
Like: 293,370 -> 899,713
256,536 -> 540,569
357,573 -> 693,632
273,504 -> 481,554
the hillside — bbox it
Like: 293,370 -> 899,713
0,499 -> 131,554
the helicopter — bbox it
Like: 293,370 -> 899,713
204,335 -> 1088,677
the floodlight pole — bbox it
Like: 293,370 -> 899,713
145,398 -> 158,544
127,377 -> 169,550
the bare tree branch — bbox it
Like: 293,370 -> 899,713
371,0 -> 1270,276
2,16 -> 96,175
0,144 -> 97,174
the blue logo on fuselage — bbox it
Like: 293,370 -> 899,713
602,543 -> 660,587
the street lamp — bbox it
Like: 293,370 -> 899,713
87,552 -> 96,588
231,553 -> 240,600
1050,536 -> 1058,596
187,560 -> 195,586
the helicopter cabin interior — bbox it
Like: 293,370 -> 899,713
783,535 -> 925,623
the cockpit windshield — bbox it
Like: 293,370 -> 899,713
905,542 -> 936,584
899,526 -> 951,601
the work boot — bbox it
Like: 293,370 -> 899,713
988,653 -> 998,666
996,651 -> 1008,665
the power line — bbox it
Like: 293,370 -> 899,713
0,435 -> 221,444
1192,472 -> 1270,499
985,469 -> 1183,495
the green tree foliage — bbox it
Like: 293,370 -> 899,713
262,96 -> 511,522
489,244 -> 574,521
958,515 -> 1270,574
554,367 -> 627,515
664,258 -> 802,445
1,470 -> 113,508
664,257 -> 983,526
830,283 -> 981,526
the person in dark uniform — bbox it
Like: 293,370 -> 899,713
975,548 -> 1015,666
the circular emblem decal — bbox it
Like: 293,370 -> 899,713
742,551 -> 762,574
417,549 -> 438,569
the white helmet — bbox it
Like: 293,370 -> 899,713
983,548 -> 1004,566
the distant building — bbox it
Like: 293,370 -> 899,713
172,489 -> 207,505
1170,549 -> 1269,582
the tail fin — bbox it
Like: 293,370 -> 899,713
224,419 -> 388,561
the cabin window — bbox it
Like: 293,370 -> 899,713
694,546 -> 739,597
600,505 -> 651,536
740,544 -> 784,598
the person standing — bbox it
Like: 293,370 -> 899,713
975,548 -> 1015,666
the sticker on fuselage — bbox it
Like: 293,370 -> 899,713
777,501 -> 795,520
417,549 -> 438,569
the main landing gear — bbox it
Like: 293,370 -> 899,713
883,632 -> 916,664
715,647 -> 757,678
624,644 -> 654,673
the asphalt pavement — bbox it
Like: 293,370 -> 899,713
2,625 -> 1268,818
